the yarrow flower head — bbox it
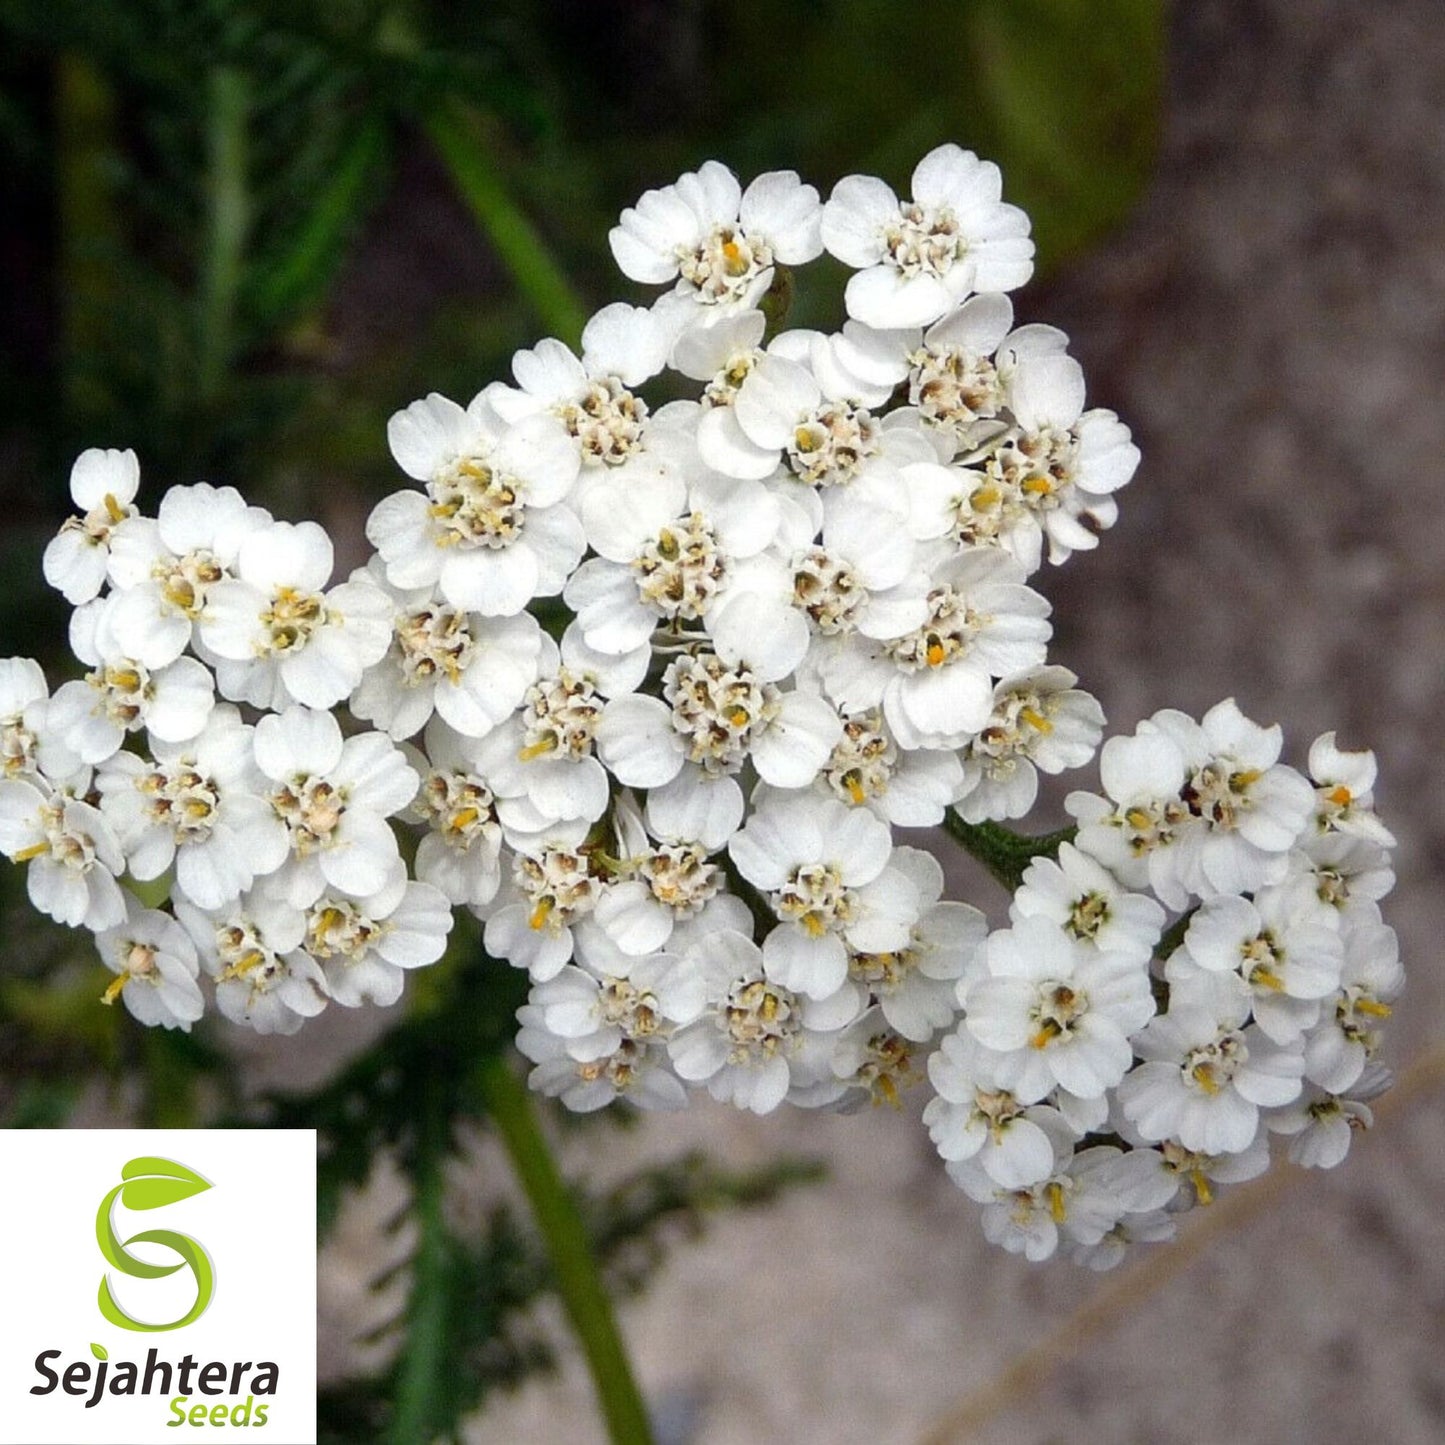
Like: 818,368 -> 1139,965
42,448 -> 143,605
610,161 -> 822,320
822,144 -> 1034,327
2,142 -> 1404,1272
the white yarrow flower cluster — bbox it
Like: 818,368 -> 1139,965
4,144 -> 1403,1268
925,704 -> 1400,1262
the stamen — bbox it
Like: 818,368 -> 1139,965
100,973 -> 129,1005
1046,1181 -> 1067,1225
219,950 -> 266,982
1354,998 -> 1392,1019
12,841 -> 48,863
163,578 -> 197,610
1190,1168 -> 1214,1206
1030,1020 -> 1062,1050
103,493 -> 125,524
529,896 -> 555,931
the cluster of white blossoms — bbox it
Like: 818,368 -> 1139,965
1,145 -> 1403,1265
929,711 -> 1400,1265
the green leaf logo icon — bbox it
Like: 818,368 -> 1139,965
95,1156 -> 216,1332
90,1343 -> 108,1361
118,1156 -> 212,1211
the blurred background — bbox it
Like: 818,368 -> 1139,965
2,1 -> 1443,1441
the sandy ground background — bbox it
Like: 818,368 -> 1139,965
304,2 -> 1445,1440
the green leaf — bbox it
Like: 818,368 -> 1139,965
943,814 -> 1077,892
247,109 -> 390,327
118,1157 -> 212,1210
119,1176 -> 211,1210
425,99 -> 588,347
89,1342 -> 108,1361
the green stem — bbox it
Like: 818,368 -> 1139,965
1154,906 -> 1196,963
139,1029 -> 196,1128
199,66 -> 250,401
425,98 -> 588,347
941,813 -> 1076,893
476,1055 -> 653,1445
388,1120 -> 450,1445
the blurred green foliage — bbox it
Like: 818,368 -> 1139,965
0,0 -> 1163,539
0,0 -> 1163,1436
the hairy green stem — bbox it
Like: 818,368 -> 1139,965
199,66 -> 250,400
942,813 -> 1076,893
477,1055 -> 654,1445
425,99 -> 588,347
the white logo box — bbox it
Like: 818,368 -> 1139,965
0,1129 -> 316,1445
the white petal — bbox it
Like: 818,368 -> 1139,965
595,696 -> 683,787
821,176 -> 898,266
70,447 -> 140,508
751,692 -> 842,787
439,544 -> 540,616
696,405 -> 779,481
645,772 -> 744,852
387,393 -> 470,481
911,145 -> 1001,212
845,267 -> 952,329
595,881 -> 673,956
734,354 -> 821,450
740,171 -> 822,262
254,706 -> 344,781
762,925 -> 848,1000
